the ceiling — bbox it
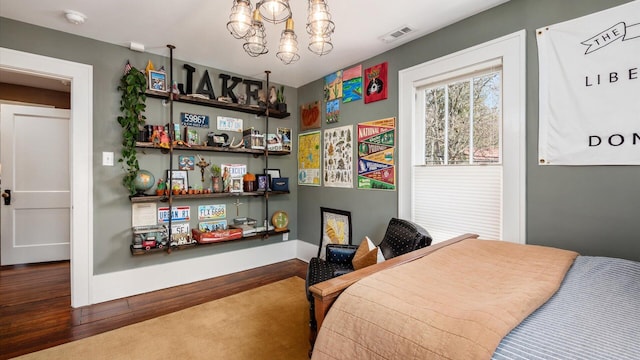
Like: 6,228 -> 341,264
0,0 -> 510,88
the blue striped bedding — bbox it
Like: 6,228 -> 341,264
492,256 -> 640,360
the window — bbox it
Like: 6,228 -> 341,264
423,70 -> 501,165
398,30 -> 526,244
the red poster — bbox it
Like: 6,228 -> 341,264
364,62 -> 388,104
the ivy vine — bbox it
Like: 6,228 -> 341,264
117,66 -> 147,195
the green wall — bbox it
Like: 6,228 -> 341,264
296,0 -> 640,261
0,18 -> 299,274
1,0 -> 638,276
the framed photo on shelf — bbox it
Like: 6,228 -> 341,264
230,177 -> 243,193
264,168 -> 281,190
257,174 -> 269,191
149,70 -> 167,92
166,170 -> 189,190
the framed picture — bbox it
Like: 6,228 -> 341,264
178,155 -> 195,171
318,207 -> 352,260
166,170 -> 189,191
300,101 -> 321,131
257,174 -> 268,191
149,70 -> 167,92
230,177 -> 243,193
364,62 -> 388,104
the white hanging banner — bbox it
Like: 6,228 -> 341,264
537,1 -> 640,165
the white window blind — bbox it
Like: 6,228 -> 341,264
412,165 -> 502,242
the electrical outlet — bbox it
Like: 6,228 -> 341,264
102,152 -> 114,166
282,233 -> 289,241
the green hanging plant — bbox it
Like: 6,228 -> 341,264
117,65 -> 147,195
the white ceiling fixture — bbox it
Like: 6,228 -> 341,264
64,10 -> 86,25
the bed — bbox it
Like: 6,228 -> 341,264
309,234 -> 640,359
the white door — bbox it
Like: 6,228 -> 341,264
1,104 -> 71,265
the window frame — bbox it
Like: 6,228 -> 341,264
398,30 -> 526,244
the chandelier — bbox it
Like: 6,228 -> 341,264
227,0 -> 335,64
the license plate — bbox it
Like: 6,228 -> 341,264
198,204 -> 226,220
158,206 -> 191,223
171,222 -> 190,234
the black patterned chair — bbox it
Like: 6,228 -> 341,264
305,217 -> 433,349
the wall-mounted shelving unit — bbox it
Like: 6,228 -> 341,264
135,141 -> 290,156
145,89 -> 290,119
127,46 -> 290,256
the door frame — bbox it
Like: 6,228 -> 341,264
0,47 -> 93,307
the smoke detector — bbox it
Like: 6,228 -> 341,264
64,10 -> 87,25
379,25 -> 415,43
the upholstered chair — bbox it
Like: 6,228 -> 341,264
305,217 -> 433,350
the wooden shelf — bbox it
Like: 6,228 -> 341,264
129,190 -> 290,203
145,89 -> 291,119
135,142 -> 291,156
130,229 -> 290,256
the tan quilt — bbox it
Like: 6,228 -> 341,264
311,239 -> 578,360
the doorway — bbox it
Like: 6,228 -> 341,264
0,47 -> 93,307
1,105 -> 71,264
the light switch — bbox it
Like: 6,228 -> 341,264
102,152 -> 114,166
282,232 -> 289,241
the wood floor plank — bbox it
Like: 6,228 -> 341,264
0,259 -> 308,360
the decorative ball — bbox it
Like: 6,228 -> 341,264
134,169 -> 155,194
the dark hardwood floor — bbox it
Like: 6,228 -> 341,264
0,259 -> 308,360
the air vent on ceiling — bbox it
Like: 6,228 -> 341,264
379,25 -> 415,43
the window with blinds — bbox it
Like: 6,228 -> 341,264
398,30 -> 526,244
413,62 -> 503,241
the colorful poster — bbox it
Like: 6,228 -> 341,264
326,99 -> 339,123
324,70 -> 343,101
364,62 -> 388,104
342,65 -> 363,103
537,1 -> 640,165
324,125 -> 354,188
298,131 -> 322,186
357,117 -> 396,190
300,100 -> 321,130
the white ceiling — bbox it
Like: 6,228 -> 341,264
0,0 -> 510,88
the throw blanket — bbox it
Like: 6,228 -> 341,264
311,239 -> 578,360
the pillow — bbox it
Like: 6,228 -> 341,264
352,236 -> 385,270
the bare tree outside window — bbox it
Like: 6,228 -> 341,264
425,72 -> 501,165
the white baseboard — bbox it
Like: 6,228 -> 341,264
91,239 -> 316,304
296,240 -> 318,263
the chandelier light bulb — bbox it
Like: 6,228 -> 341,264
227,0 -> 254,39
243,10 -> 269,57
306,0 -> 334,36
308,33 -> 333,56
257,0 -> 291,24
276,18 -> 300,64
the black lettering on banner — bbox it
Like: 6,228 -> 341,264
589,135 -> 602,146
630,68 -> 638,80
608,134 -> 624,146
634,133 -> 640,144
